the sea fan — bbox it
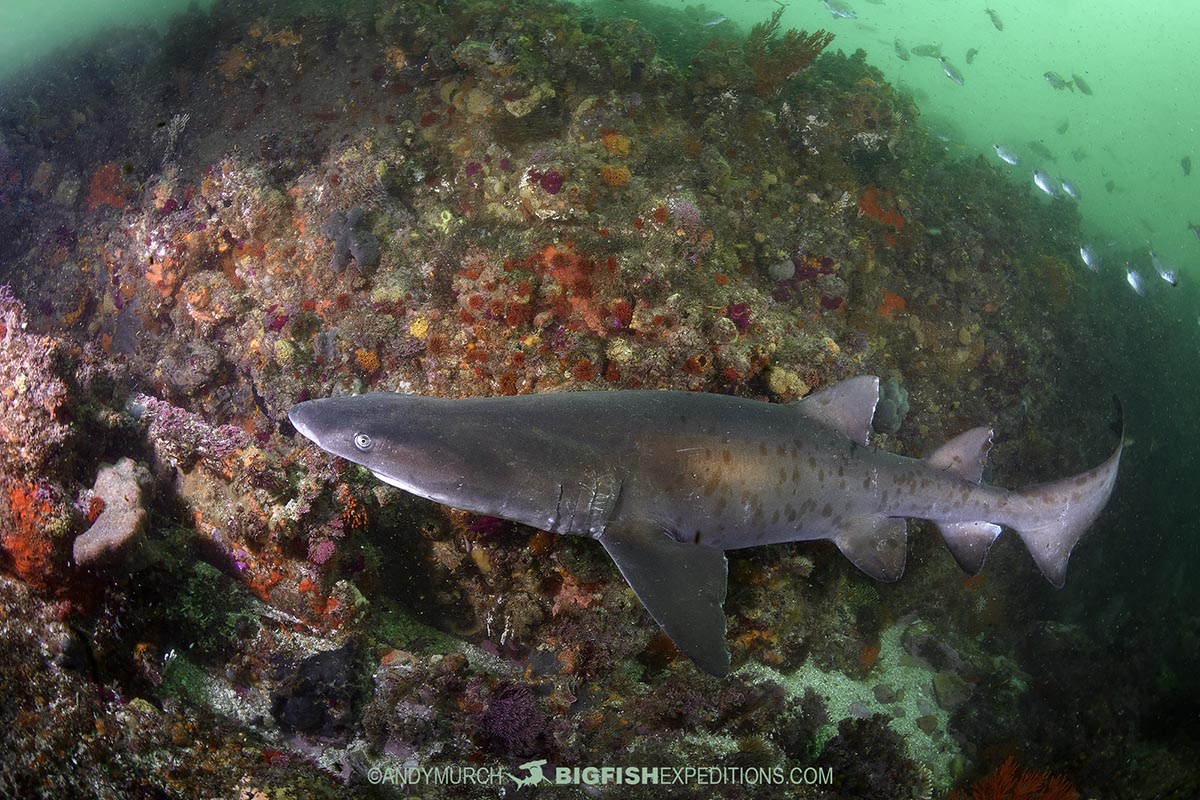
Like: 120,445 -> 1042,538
949,756 -> 1079,800
743,8 -> 834,97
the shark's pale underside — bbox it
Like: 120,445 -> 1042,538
288,377 -> 1122,676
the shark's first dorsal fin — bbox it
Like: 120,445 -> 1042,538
925,427 -> 994,483
599,522 -> 730,677
793,376 -> 880,446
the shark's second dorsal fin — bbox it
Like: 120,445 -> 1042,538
599,522 -> 730,677
925,427 -> 994,483
793,375 -> 880,446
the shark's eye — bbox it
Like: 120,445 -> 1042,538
353,433 -> 373,451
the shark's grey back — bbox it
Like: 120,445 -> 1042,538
288,378 -> 1122,677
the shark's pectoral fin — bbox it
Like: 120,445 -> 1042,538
832,516 -> 908,581
936,521 -> 1003,574
599,522 -> 730,677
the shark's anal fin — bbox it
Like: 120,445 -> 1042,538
936,521 -> 1003,574
832,515 -> 908,581
599,522 -> 730,677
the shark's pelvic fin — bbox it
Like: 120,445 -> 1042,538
832,515 -> 908,581
792,376 -> 880,446
599,522 -> 730,677
925,426 -> 994,482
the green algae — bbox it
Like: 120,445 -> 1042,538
168,561 -> 258,657
161,652 -> 211,707
370,599 -> 461,655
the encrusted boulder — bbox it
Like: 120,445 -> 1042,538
73,458 -> 152,567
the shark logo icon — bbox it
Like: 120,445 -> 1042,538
507,759 -> 550,787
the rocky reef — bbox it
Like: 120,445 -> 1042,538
0,0 -> 1193,798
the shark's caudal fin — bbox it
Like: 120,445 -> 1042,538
1008,436 -> 1123,587
931,411 -> 1123,586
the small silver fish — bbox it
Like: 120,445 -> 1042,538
1189,222 -> 1200,241
939,57 -> 964,85
894,38 -> 910,61
822,0 -> 857,19
985,7 -> 1003,31
993,144 -> 1019,166
1149,248 -> 1178,286
1079,245 -> 1100,272
1044,72 -> 1074,91
1060,179 -> 1081,200
911,43 -> 942,58
1072,73 -> 1093,95
703,15 -> 727,26
1126,268 -> 1145,295
966,47 -> 979,65
1033,170 -> 1059,198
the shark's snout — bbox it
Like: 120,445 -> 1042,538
287,400 -> 320,442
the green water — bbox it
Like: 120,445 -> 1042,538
0,0 -> 213,75
777,0 -> 1200,274
593,0 -> 1200,292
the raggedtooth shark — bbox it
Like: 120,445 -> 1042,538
288,377 -> 1122,677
